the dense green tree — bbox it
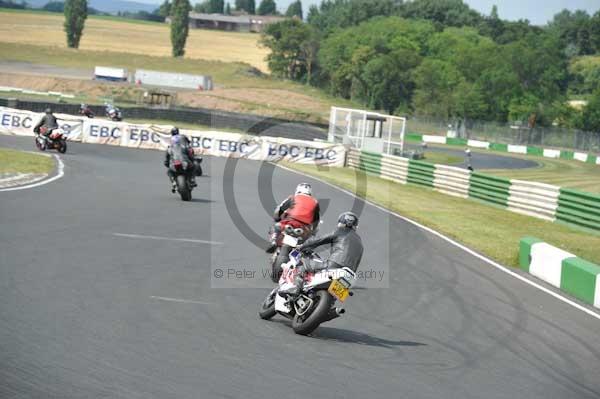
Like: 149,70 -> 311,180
195,0 -> 224,13
156,0 -> 171,17
261,19 -> 318,81
170,0 -> 191,57
319,17 -> 434,109
235,0 -> 255,14
578,89 -> 600,132
285,0 -> 303,19
549,9 -> 594,56
397,0 -> 483,30
307,0 -> 396,36
257,0 -> 276,15
64,0 -> 88,49
570,56 -> 600,96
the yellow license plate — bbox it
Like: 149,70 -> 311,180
328,279 -> 349,302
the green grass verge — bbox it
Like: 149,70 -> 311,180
422,151 -> 462,166
0,147 -> 54,174
283,163 -> 600,266
483,156 -> 600,194
0,41 -> 358,122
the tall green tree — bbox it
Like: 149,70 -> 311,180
261,19 -> 318,81
235,0 -> 255,14
195,0 -> 224,13
170,0 -> 191,57
156,0 -> 171,17
257,0 -> 276,15
578,89 -> 600,132
285,0 -> 303,19
397,0 -> 483,30
225,2 -> 232,14
64,0 -> 88,49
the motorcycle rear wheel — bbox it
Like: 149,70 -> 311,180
292,290 -> 334,336
176,174 -> 192,201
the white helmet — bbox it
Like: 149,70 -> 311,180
295,183 -> 312,196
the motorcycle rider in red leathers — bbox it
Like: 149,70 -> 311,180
266,183 -> 320,254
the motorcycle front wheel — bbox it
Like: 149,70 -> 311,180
292,290 -> 334,336
176,174 -> 192,201
258,291 -> 277,320
58,140 -> 67,154
35,137 -> 46,151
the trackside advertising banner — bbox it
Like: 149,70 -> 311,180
0,107 -> 346,166
0,107 -> 83,141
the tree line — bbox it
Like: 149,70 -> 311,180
261,0 -> 600,132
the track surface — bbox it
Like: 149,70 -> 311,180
1,135 -> 599,399
406,143 -> 538,170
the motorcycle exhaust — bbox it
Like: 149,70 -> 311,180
324,307 -> 345,322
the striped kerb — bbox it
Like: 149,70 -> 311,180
468,173 -> 511,207
556,188 -> 600,231
587,155 -> 597,164
407,160 -> 435,188
519,237 -> 543,272
489,143 -> 508,152
358,151 -> 382,176
561,257 -> 600,305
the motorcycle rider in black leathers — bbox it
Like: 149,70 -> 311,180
164,127 -> 197,193
279,212 -> 363,297
33,108 -> 59,138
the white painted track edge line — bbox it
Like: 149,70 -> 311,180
274,163 -> 600,321
0,154 -> 64,192
113,233 -> 223,246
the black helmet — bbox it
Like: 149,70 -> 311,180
171,127 -> 179,136
45,108 -> 52,114
338,211 -> 359,229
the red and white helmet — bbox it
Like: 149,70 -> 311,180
295,183 -> 312,196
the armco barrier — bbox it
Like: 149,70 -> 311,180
347,148 -> 600,232
519,237 -> 600,308
407,133 -> 600,166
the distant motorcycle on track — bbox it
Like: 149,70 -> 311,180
79,103 -> 95,118
34,126 -> 67,153
105,103 -> 122,121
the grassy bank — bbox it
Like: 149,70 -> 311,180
284,163 -> 600,266
484,157 -> 600,194
0,147 -> 54,174
422,151 -> 462,165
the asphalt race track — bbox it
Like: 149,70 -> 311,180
406,143 -> 538,170
1,135 -> 599,399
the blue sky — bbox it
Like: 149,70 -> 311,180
138,0 -> 600,26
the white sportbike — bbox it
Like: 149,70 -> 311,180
259,249 -> 357,335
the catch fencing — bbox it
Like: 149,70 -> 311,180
347,148 -> 600,231
407,116 -> 600,153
